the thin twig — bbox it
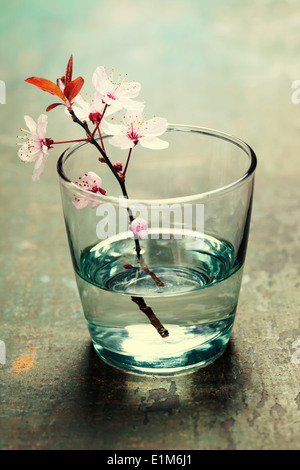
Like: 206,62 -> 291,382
131,297 -> 169,338
136,248 -> 164,287
123,147 -> 133,176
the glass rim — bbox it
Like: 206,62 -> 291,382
57,123 -> 257,205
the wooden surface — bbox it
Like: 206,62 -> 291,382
1,0 -> 299,450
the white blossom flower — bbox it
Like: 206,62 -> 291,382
17,114 -> 52,181
92,66 -> 143,113
102,111 -> 169,150
70,93 -> 115,123
73,171 -> 106,209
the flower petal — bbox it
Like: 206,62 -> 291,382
109,134 -> 135,149
36,114 -> 48,140
93,93 -> 115,116
70,94 -> 90,120
139,136 -> 169,149
102,96 -> 123,111
84,171 -> 103,189
18,145 -> 40,162
138,230 -> 148,238
23,115 -> 37,135
92,66 -> 112,95
124,110 -> 144,126
73,197 -> 91,209
117,81 -> 141,99
32,150 -> 49,181
101,119 -> 125,136
91,200 -> 101,209
140,117 -> 168,136
123,99 -> 145,113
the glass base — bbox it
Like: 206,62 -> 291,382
90,321 -> 233,376
77,231 -> 242,376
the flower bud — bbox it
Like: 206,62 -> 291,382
113,161 -> 123,172
123,264 -> 134,269
129,217 -> 148,239
89,111 -> 102,123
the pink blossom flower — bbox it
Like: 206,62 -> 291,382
129,217 -> 148,239
17,114 -> 52,181
102,111 -> 169,150
113,161 -> 123,173
70,93 -> 116,123
92,66 -> 143,113
73,171 -> 106,209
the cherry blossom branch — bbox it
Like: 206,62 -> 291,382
68,108 -> 167,336
20,57 -> 170,338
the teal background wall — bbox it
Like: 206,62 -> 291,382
1,0 -> 299,182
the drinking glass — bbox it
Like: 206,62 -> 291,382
57,125 -> 257,375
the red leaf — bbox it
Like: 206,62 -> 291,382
64,76 -> 84,102
25,77 -> 66,101
65,54 -> 73,85
46,102 -> 64,112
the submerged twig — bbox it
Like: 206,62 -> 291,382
138,256 -> 165,288
131,297 -> 169,338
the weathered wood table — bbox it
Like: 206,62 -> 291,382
1,0 -> 299,450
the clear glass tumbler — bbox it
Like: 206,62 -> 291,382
57,125 -> 257,375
